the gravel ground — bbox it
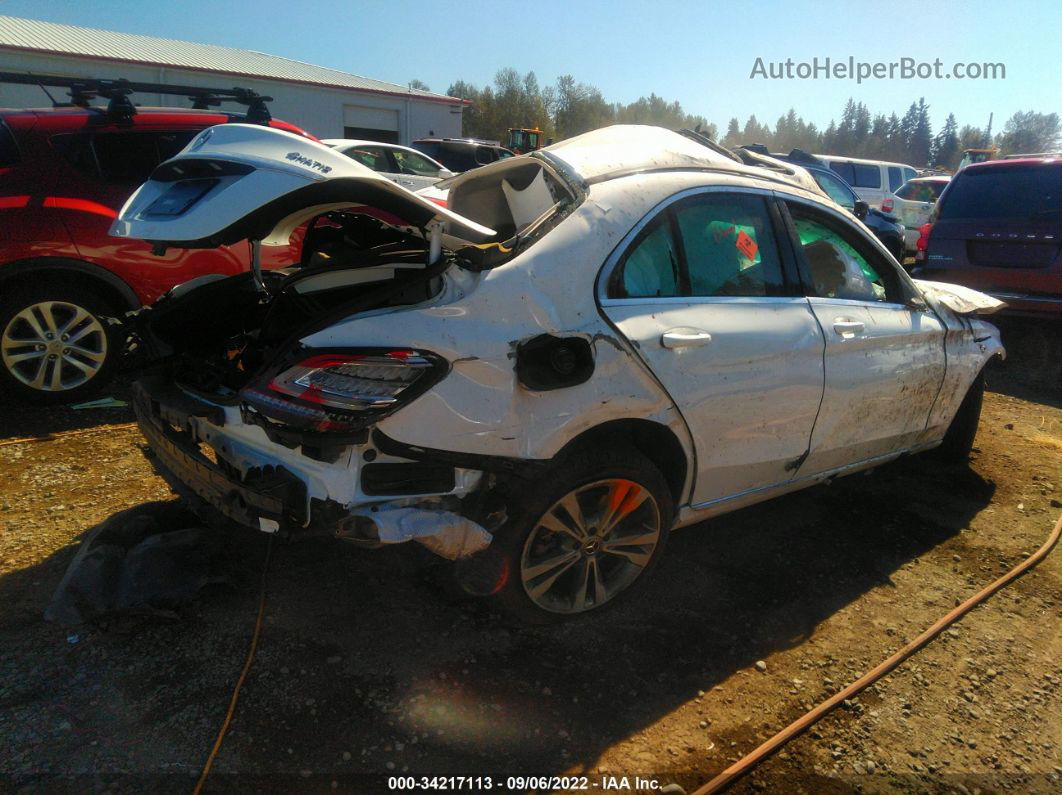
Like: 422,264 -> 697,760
0,318 -> 1059,794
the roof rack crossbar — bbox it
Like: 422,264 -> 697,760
0,72 -> 273,123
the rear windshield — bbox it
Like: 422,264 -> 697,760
938,164 -> 1062,220
0,120 -> 20,167
896,181 -> 945,201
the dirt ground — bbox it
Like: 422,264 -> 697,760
1,317 -> 1059,794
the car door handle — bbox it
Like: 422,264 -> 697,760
661,328 -> 712,349
832,319 -> 865,338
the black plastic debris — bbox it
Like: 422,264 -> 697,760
45,501 -> 233,624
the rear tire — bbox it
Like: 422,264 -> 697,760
933,371 -> 985,463
483,447 -> 673,624
0,282 -> 122,404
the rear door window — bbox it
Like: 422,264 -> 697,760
852,164 -> 882,189
342,145 -> 395,172
674,193 -> 785,297
390,149 -> 442,177
53,130 -> 197,184
610,192 -> 785,299
887,166 -> 903,192
0,120 -> 20,167
938,165 -> 1062,219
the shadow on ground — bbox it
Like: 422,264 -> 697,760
0,375 -> 135,442
0,453 -> 995,791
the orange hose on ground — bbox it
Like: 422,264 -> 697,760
693,511 -> 1062,795
192,536 -> 273,795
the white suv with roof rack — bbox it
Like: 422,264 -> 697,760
111,124 -> 1003,623
815,154 -> 919,207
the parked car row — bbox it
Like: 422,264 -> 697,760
0,73 -> 1056,409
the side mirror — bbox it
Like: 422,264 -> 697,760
854,200 -> 869,220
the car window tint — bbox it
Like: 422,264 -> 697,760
156,131 -> 197,162
0,120 -> 20,167
93,133 -> 164,184
788,205 -> 904,303
853,164 -> 882,189
814,171 -> 856,210
474,146 -> 495,165
497,149 -> 514,159
888,166 -> 903,192
903,167 -> 918,183
617,217 -> 681,298
897,181 -> 942,202
391,149 -> 441,176
938,164 -> 1062,219
829,161 -> 856,184
344,145 -> 392,172
674,194 -> 784,297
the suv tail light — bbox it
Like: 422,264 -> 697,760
241,350 -> 445,433
881,197 -> 894,214
914,222 -> 932,262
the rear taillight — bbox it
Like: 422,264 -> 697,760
881,198 -> 894,214
241,350 -> 444,433
425,196 -> 448,209
914,223 -> 932,262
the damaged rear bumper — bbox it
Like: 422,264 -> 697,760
134,380 -> 310,532
133,379 -> 493,558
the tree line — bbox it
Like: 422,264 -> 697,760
723,100 -> 1060,170
414,71 -> 1059,171
415,70 -> 715,148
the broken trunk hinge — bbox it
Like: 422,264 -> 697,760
250,239 -> 268,295
427,219 -> 444,265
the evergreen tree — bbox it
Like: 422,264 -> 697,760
932,113 -> 960,169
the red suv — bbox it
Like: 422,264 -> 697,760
914,158 -> 1062,318
0,89 -> 314,403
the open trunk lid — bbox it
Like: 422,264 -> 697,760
109,123 -> 495,248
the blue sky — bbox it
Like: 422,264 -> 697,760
5,0 -> 1059,135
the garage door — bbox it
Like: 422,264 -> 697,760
343,105 -> 399,143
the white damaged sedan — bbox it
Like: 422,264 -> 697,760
112,124 -> 1003,622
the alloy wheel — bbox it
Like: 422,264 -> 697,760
1,300 -> 108,392
520,478 -> 662,614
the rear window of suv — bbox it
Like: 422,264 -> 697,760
51,130 -> 197,185
896,181 -> 945,201
938,164 -> 1062,220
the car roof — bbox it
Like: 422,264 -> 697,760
815,153 -> 916,169
321,138 -> 448,169
908,176 -> 951,183
0,105 -> 314,137
413,137 -> 501,145
542,125 -> 819,192
964,156 -> 1060,170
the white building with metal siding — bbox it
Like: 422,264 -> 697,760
0,15 -> 466,143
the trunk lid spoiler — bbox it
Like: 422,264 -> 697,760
109,124 -> 495,248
